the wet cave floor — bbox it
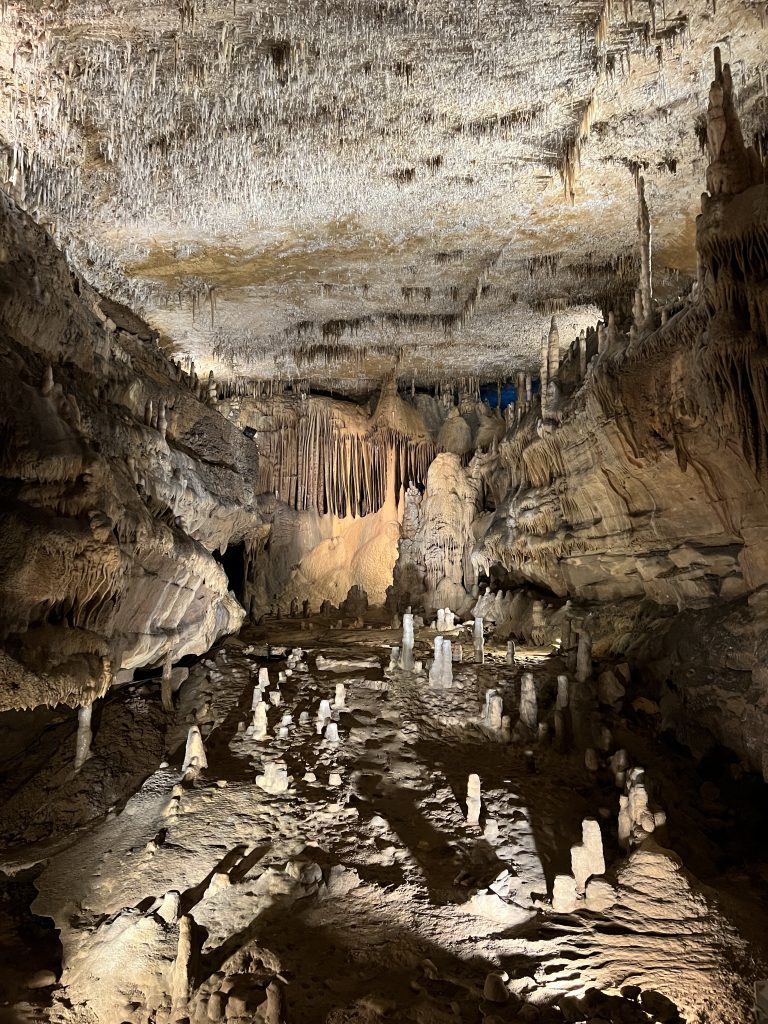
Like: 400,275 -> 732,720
1,613 -> 767,1024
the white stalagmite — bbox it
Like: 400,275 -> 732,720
74,702 -> 93,773
571,818 -> 605,894
619,766 -> 665,850
547,317 -> 559,393
540,332 -> 549,417
161,651 -> 173,712
519,672 -> 537,730
182,725 -> 207,777
597,320 -> 607,356
252,701 -> 269,740
256,760 -> 292,794
334,682 -> 346,708
636,175 -> 653,329
401,612 -> 415,670
466,773 -> 481,826
484,691 -> 504,730
552,874 -> 578,913
252,678 -> 265,710
473,617 -> 484,664
428,635 -> 453,687
505,640 -> 515,665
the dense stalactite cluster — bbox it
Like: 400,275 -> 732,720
238,385 -> 435,518
2,0 -> 763,389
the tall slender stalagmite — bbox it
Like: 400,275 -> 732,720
547,317 -> 560,389
74,702 -> 93,773
540,333 -> 549,417
636,176 -> 653,331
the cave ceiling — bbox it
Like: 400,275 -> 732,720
1,0 -> 767,392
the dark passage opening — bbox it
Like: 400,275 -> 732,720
213,543 -> 246,604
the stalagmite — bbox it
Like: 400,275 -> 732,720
556,674 -> 569,710
547,317 -> 560,392
428,636 -> 453,687
263,980 -> 287,1024
252,702 -> 269,740
400,612 -> 415,670
636,176 -> 653,331
619,767 -> 666,849
505,640 -> 515,665
334,682 -> 346,708
539,332 -> 549,417
552,874 -> 578,913
473,617 -> 484,664
161,651 -> 173,712
606,312 -> 618,351
570,818 -> 605,894
436,607 -> 455,631
483,689 -> 504,730
41,363 -> 54,396
597,320 -> 607,356
252,680 -> 264,710
705,47 -> 764,197
182,725 -> 207,778
73,702 -> 93,773
610,748 -> 629,788
256,760 -> 292,794
156,890 -> 180,924
157,399 -> 167,439
519,672 -> 537,730
576,630 -> 592,684
171,915 -> 195,1009
466,773 -> 481,826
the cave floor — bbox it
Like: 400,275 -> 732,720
1,616 -> 766,1023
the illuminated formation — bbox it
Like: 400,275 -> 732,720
0,6 -> 767,1022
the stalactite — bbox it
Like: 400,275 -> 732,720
246,388 -> 434,518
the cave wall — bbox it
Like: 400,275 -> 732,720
0,193 -> 266,710
472,185 -> 768,605
465,180 -> 768,776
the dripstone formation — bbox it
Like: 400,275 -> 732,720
1,8 -> 768,1024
